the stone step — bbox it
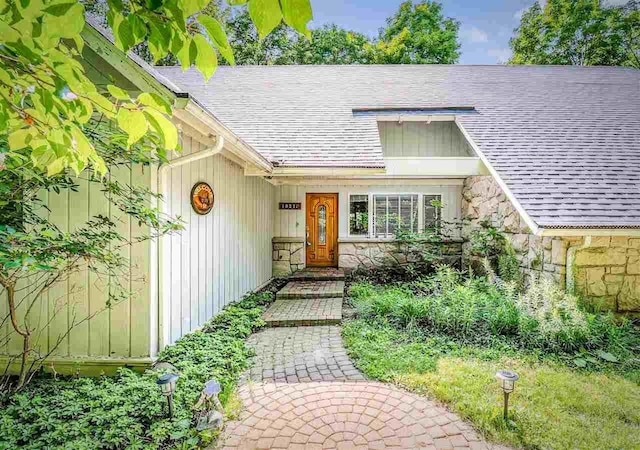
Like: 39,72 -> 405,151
289,268 -> 345,281
276,280 -> 345,300
262,298 -> 342,327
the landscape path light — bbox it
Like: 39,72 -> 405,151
157,373 -> 179,418
195,379 -> 224,431
495,370 -> 519,421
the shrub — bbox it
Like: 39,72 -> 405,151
0,289 -> 273,449
351,266 -> 640,359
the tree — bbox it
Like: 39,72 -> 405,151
222,1 -> 461,66
0,0 -> 313,391
372,0 -> 460,64
0,122 -> 183,390
0,0 -> 313,178
509,0 -> 639,68
288,24 -> 373,64
225,8 -> 297,65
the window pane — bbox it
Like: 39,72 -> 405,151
399,195 -> 419,232
424,195 -> 442,230
318,205 -> 326,245
374,195 -> 387,237
349,195 -> 368,236
387,196 -> 399,235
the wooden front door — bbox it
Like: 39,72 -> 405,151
306,193 -> 338,267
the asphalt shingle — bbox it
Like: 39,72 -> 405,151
156,65 -> 640,229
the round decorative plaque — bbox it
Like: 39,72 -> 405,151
190,182 -> 214,215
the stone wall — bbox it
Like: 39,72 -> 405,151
462,176 -> 639,313
272,238 -> 305,277
338,240 -> 462,272
573,237 -> 640,312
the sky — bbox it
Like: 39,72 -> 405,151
307,0 -> 631,65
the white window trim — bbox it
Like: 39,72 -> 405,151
423,194 -> 443,230
372,193 -> 421,238
347,193 -> 371,238
348,192 -> 444,239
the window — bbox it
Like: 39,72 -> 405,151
373,194 -> 418,237
349,195 -> 368,236
423,195 -> 442,230
318,205 -> 326,244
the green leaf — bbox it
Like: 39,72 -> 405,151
248,0 -> 283,39
596,350 -> 618,363
137,93 -> 172,115
280,0 -> 313,39
46,157 -> 66,176
198,15 -> 235,64
573,358 -> 587,368
128,14 -> 148,47
86,92 -> 116,117
175,36 -> 194,70
107,85 -> 130,101
42,2 -> 75,17
148,20 -> 171,62
144,109 -> 178,150
193,34 -> 218,80
181,0 -> 208,17
117,108 -> 148,146
8,128 -> 35,150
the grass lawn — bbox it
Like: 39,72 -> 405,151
343,320 -> 640,450
343,268 -> 640,450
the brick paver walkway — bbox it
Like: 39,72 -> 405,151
262,298 -> 342,327
276,280 -> 345,299
290,267 -> 346,281
222,382 -> 494,450
218,269 -> 507,450
243,326 -> 364,383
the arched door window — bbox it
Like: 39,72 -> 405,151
318,205 -> 326,245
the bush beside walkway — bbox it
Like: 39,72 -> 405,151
343,267 -> 640,450
0,290 -> 275,449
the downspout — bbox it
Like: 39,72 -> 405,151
156,133 -> 224,352
566,236 -> 591,295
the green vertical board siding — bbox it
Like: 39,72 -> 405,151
162,139 -> 275,346
2,166 -> 153,361
378,121 -> 474,157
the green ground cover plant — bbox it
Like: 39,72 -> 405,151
0,290 -> 274,450
343,266 -> 640,449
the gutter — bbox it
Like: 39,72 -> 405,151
157,134 -> 224,351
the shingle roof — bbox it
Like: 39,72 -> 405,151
157,64 -> 640,229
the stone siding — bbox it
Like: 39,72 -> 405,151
462,176 -> 639,312
573,237 -> 640,312
338,240 -> 462,272
272,239 -> 305,276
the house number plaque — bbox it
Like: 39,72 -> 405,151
191,182 -> 214,215
279,202 -> 301,210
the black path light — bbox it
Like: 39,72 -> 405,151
157,373 -> 179,418
495,370 -> 519,421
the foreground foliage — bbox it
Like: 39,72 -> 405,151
0,290 -> 272,449
0,0 -> 312,176
344,266 -> 640,449
350,267 -> 640,365
343,320 -> 640,450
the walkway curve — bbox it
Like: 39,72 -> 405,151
221,381 -> 490,450
218,272 -> 508,450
